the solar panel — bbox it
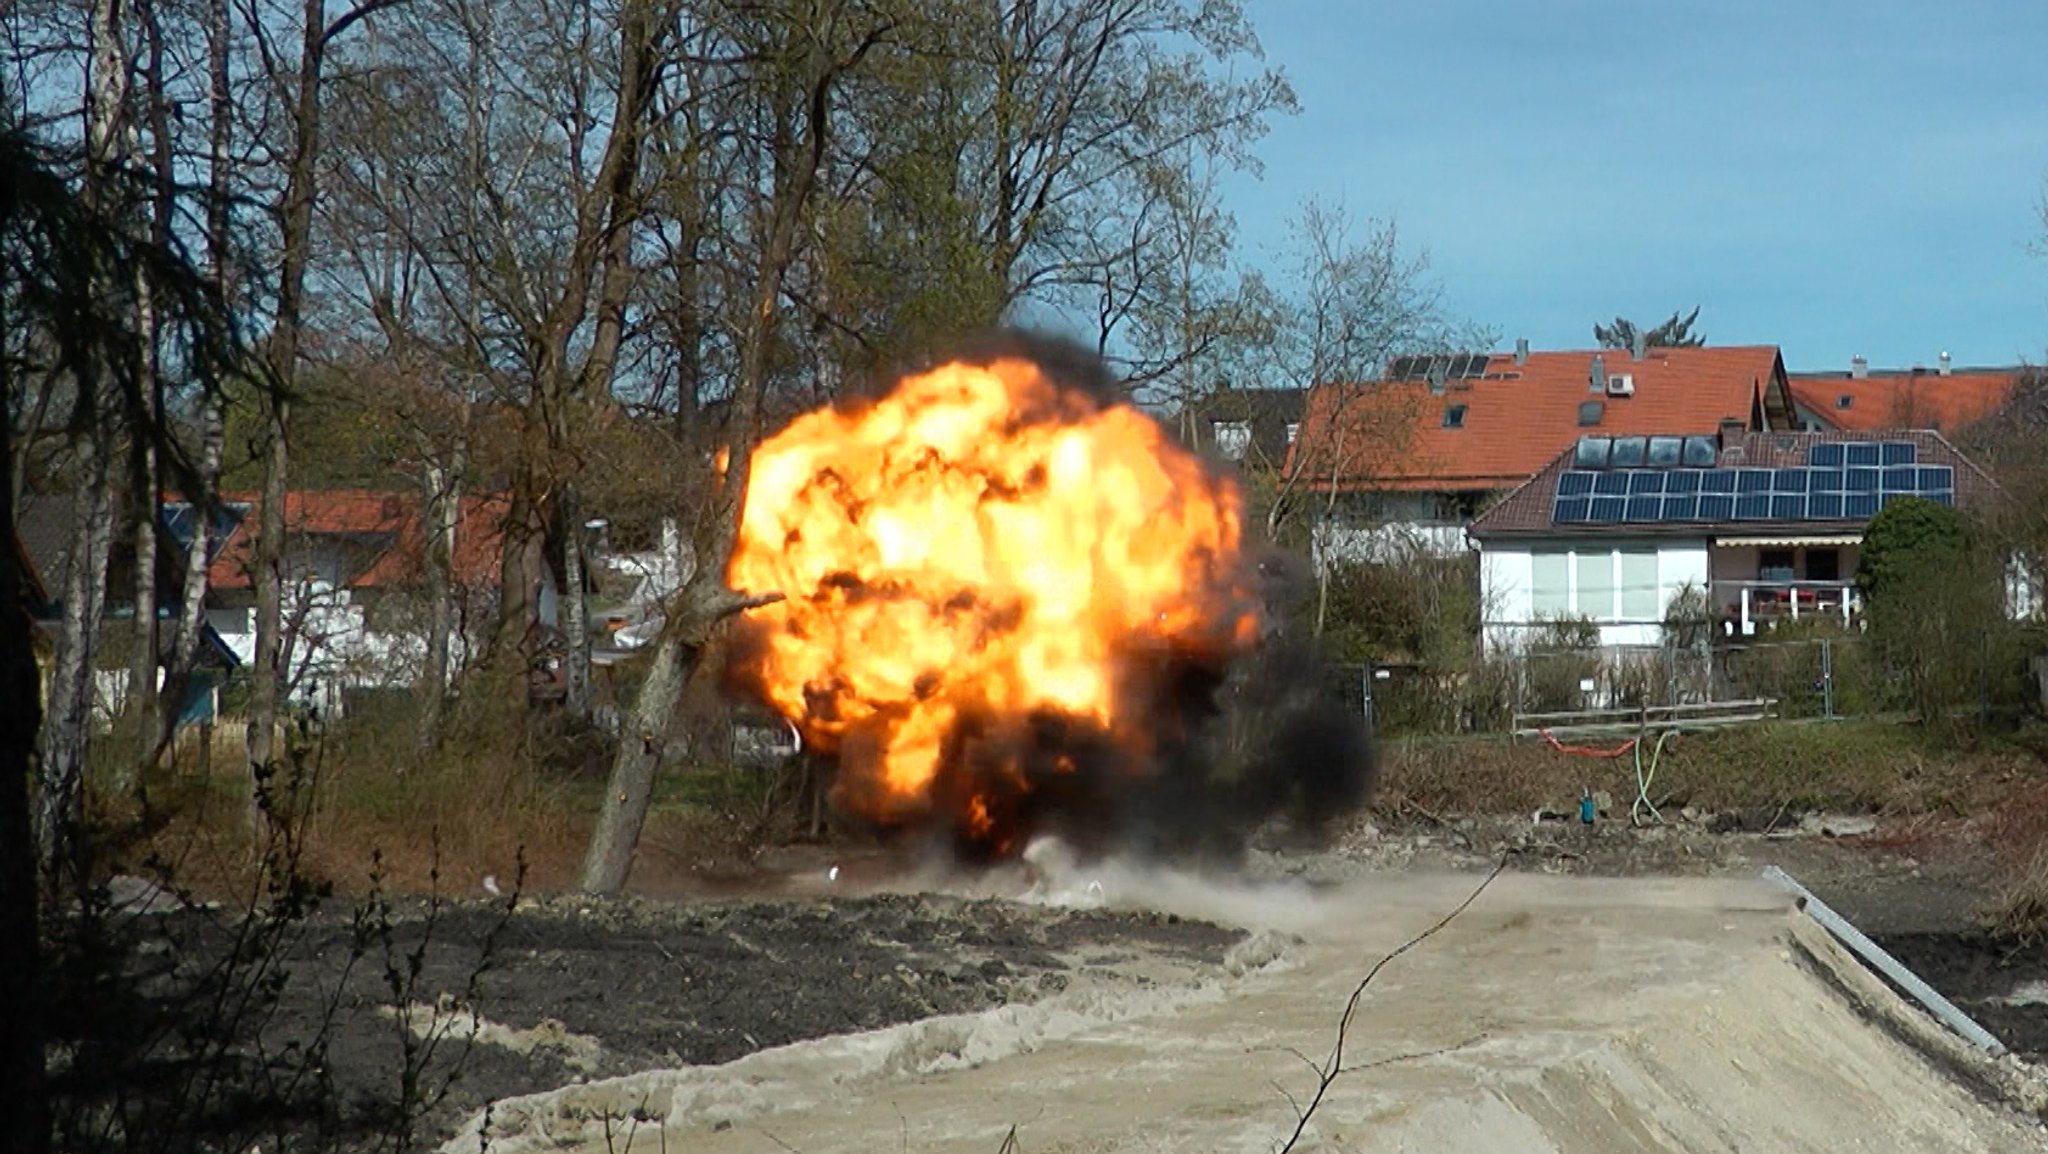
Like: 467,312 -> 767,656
1593,471 -> 1630,496
1845,442 -> 1880,467
1647,436 -> 1683,467
1809,468 -> 1844,493
1917,466 -> 1954,492
1929,490 -> 1955,507
1610,436 -> 1647,467
1665,471 -> 1701,495
1845,493 -> 1878,519
1575,438 -> 1610,469
1698,494 -> 1735,520
1554,497 -> 1591,523
1734,495 -> 1770,520
1881,466 -> 1916,492
1663,495 -> 1700,521
1628,470 -> 1666,495
1682,436 -> 1718,467
1625,496 -> 1661,521
1880,492 -> 1909,511
1808,443 -> 1846,468
1700,469 -> 1737,494
1809,493 -> 1845,519
1771,495 -> 1805,520
1736,469 -> 1771,494
1589,496 -> 1625,522
1846,467 -> 1880,493
1881,441 -> 1916,466
1772,468 -> 1808,494
1557,470 -> 1595,496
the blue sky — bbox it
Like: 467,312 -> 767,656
1218,2 -> 2048,372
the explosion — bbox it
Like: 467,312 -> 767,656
725,347 -> 1270,857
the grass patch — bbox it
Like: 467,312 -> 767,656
1377,718 -> 2044,820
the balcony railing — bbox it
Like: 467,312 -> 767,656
1711,579 -> 1859,634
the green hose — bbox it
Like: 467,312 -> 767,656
1632,729 -> 1677,826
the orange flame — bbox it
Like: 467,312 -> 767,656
726,355 -> 1260,851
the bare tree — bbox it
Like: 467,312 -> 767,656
245,0 -> 402,822
579,0 -> 893,895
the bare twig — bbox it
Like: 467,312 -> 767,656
1276,854 -> 1509,1153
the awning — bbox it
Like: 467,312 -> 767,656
1712,533 -> 1862,548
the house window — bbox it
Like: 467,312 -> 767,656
1621,550 -> 1659,620
1807,548 -> 1840,583
1836,395 -> 1854,410
1759,549 -> 1795,583
1576,551 -> 1616,620
1212,419 -> 1251,461
1578,400 -> 1604,427
1532,551 -> 1570,616
1442,404 -> 1467,429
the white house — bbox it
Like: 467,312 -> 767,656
1467,428 -> 2001,653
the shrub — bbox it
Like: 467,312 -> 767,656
1858,500 -> 2022,728
1517,615 -> 1601,716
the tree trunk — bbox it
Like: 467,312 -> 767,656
577,614 -> 686,894
37,455 -> 114,878
122,426 -> 159,785
559,481 -> 590,717
160,407 -> 222,767
0,235 -> 49,1154
415,445 -> 462,754
250,0 -> 331,826
121,0 -> 180,781
156,0 -> 234,769
491,482 -> 541,707
245,397 -> 289,819
578,582 -> 775,894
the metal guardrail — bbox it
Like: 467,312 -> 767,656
1764,866 -> 2007,1056
1512,697 -> 1779,739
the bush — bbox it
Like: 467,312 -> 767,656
1859,500 -> 2024,728
1518,616 -> 1601,715
1317,549 -> 1509,735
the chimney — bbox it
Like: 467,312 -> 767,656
1590,353 -> 1607,394
1514,337 -> 1530,366
1850,355 -> 1868,380
1718,417 -> 1745,451
1631,329 -> 1647,361
1939,350 -> 1952,377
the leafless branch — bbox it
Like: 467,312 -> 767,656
1276,854 -> 1509,1153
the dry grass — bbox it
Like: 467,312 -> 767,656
1975,774 -> 2048,943
103,688 -> 803,900
1377,719 -> 2041,820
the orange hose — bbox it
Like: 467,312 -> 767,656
1539,730 -> 1639,759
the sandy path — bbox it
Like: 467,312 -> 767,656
448,871 -> 2047,1153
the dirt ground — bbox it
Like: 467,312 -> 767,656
234,886 -> 1238,1148
119,811 -> 2048,1151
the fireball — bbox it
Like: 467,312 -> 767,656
725,353 -> 1261,855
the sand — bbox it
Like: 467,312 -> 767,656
444,867 -> 2048,1153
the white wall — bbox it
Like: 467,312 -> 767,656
1478,538 -> 1709,652
1315,521 -> 1470,565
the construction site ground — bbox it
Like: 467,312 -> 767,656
239,815 -> 2048,1152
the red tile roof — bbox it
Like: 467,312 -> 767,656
208,490 -> 508,590
1469,429 -> 1999,540
1291,346 -> 1793,492
1789,368 -> 2017,433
